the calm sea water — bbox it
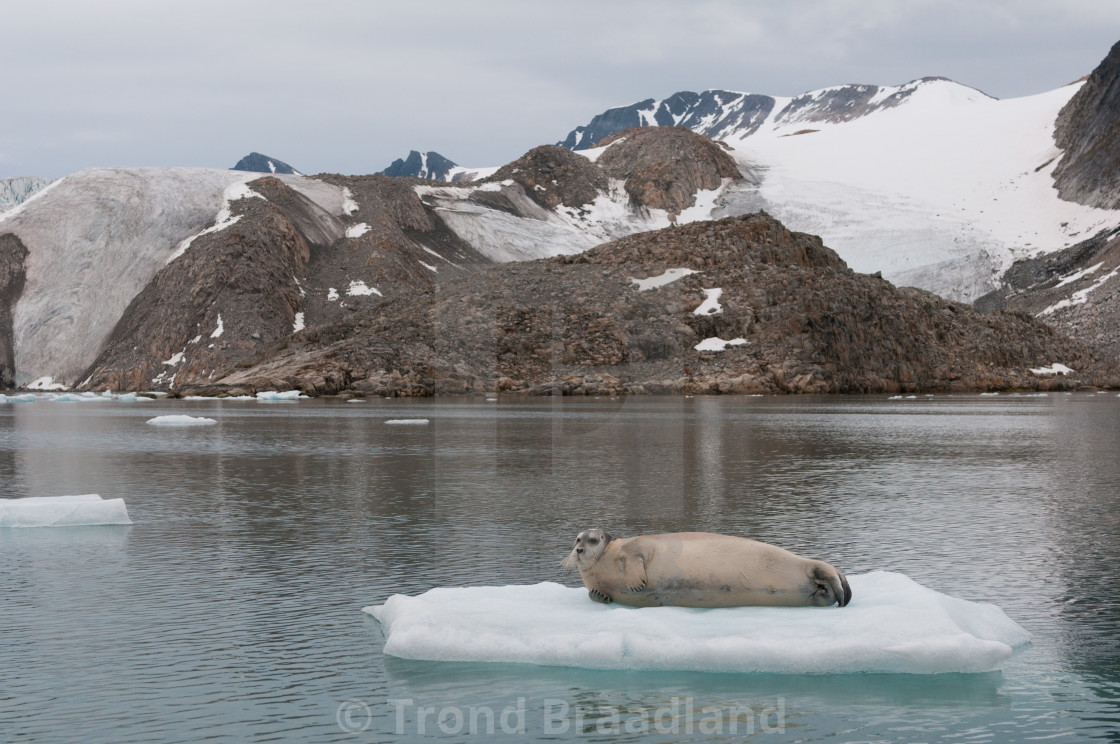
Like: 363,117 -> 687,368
2,394 -> 1119,743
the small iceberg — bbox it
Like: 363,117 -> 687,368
0,494 -> 132,528
385,419 -> 430,425
0,393 -> 36,403
146,415 -> 217,426
255,390 -> 307,401
365,572 -> 1030,675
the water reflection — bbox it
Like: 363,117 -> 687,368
2,395 -> 1119,743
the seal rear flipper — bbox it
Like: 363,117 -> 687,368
838,571 -> 852,607
813,564 -> 851,607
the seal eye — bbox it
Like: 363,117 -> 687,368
588,538 -> 598,545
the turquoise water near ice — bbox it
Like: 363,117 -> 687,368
2,394 -> 1118,742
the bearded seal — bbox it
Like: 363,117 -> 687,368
561,528 -> 851,608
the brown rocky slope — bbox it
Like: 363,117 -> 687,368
178,213 -> 1119,397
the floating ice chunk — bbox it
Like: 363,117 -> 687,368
1030,363 -> 1074,375
694,287 -> 723,315
114,393 -> 150,402
630,267 -> 698,291
255,390 -> 307,400
365,572 -> 1030,675
0,393 -> 36,403
0,494 -> 132,528
385,419 -> 429,425
694,337 -> 746,352
346,222 -> 370,238
49,392 -> 102,402
146,415 -> 217,426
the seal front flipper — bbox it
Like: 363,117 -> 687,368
620,554 -> 648,593
588,588 -> 613,604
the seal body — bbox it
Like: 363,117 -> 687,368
562,529 -> 851,608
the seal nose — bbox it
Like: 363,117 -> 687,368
576,547 -> 584,555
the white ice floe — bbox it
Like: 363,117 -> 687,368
146,415 -> 217,426
0,393 -> 36,403
630,267 -> 698,291
0,494 -> 132,528
385,419 -> 430,425
365,571 -> 1030,675
694,337 -> 746,352
255,390 -> 307,401
1030,363 -> 1074,375
346,222 -> 371,238
49,392 -> 104,402
693,288 -> 723,315
346,280 -> 382,297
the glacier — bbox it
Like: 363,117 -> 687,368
365,571 -> 1030,675
0,167 -> 354,388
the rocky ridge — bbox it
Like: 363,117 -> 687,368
975,228 -> 1120,357
1052,40 -> 1120,209
174,213 -> 1118,398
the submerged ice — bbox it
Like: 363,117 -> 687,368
0,494 -> 132,528
365,571 -> 1029,675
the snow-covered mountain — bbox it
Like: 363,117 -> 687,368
559,78 -> 1120,302
0,177 -> 53,212
231,152 -> 302,176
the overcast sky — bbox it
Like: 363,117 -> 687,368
3,0 -> 1120,179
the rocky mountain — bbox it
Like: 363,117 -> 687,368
975,228 -> 1120,357
557,74 -> 1120,304
6,43 -> 1120,395
0,128 -> 744,390
1052,40 -> 1120,210
186,213 -> 1118,398
231,152 -> 302,175
381,150 -> 458,180
0,177 -> 53,212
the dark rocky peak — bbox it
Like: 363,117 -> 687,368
381,151 -> 458,180
493,128 -> 741,219
231,152 -> 301,175
594,127 -> 743,216
558,90 -> 775,150
489,145 -> 608,211
1053,40 -> 1120,209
